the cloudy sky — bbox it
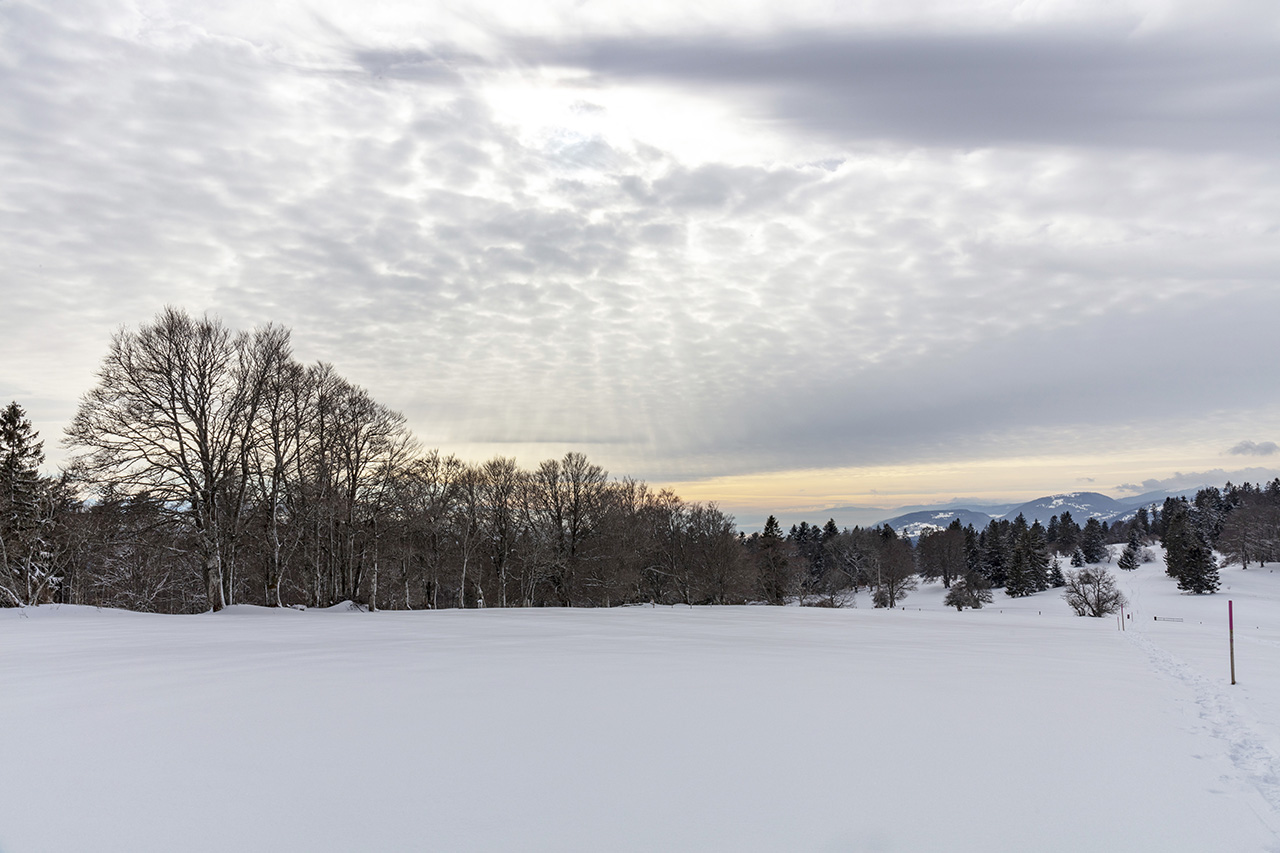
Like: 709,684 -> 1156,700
3,0 -> 1279,525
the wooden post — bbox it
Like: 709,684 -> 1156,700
1229,600 -> 1236,686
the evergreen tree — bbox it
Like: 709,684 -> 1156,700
1056,511 -> 1081,555
964,524 -> 980,575
1162,498 -> 1194,579
0,402 -> 49,606
1135,507 -> 1151,537
1003,515 -> 1033,597
788,521 -> 828,600
944,571 -> 993,611
755,515 -> 791,605
1028,520 -> 1051,591
1157,497 -> 1183,542
1176,541 -> 1220,594
980,519 -> 1007,588
1117,528 -> 1141,571
1194,487 -> 1227,545
1080,517 -> 1108,563
1047,555 -> 1067,588
1004,531 -> 1032,597
1070,548 -> 1085,568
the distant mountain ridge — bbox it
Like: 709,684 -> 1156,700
998,491 -> 1128,524
878,487 -> 1209,538
883,509 -> 1005,539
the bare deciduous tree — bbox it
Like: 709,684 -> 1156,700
1062,567 -> 1126,617
66,308 -> 283,611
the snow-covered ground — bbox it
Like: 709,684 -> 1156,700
3,555 -> 1280,852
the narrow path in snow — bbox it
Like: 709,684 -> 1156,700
1129,629 -> 1280,839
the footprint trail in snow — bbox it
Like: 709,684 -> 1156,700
1130,629 -> 1280,840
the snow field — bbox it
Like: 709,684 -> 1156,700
2,556 -> 1279,852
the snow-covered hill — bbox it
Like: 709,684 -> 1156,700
878,507 -> 999,538
3,559 -> 1279,852
999,490 -> 1129,523
877,487 -> 1212,533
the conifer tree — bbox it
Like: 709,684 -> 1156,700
1047,555 -> 1067,588
944,570 -> 992,611
1004,531 -> 1032,597
1080,517 -> 1108,563
0,402 -> 48,606
1135,507 -> 1151,537
1003,515 -> 1032,597
1176,541 -> 1220,594
965,524 -> 980,573
1056,511 -> 1081,555
1117,528 -> 1141,571
1161,498 -> 1194,579
1028,520 -> 1051,591
980,519 -> 1007,587
755,515 -> 791,605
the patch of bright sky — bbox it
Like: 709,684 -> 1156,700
669,452 -> 1190,512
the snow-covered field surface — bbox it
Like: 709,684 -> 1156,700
4,556 -> 1280,852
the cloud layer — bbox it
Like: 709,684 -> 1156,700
1229,441 -> 1279,457
522,30 -> 1280,152
2,0 -> 1279,503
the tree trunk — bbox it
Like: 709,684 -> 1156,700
203,548 -> 227,612
369,532 -> 379,612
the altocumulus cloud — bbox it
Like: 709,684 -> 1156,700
2,0 -> 1280,489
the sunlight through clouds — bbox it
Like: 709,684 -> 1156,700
2,0 -> 1279,521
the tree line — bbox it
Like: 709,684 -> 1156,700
3,310 -> 764,612
2,310 -> 1270,613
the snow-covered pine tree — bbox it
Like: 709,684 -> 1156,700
1070,548 -> 1085,568
1028,520 -> 1051,591
1080,517 -> 1108,563
1117,528 -> 1141,571
1047,555 -> 1067,587
1161,498 -> 1194,579
980,519 -> 1007,588
1135,506 -> 1151,537
1004,535 -> 1031,597
1194,487 -> 1227,546
0,402 -> 47,606
1004,515 -> 1033,597
1176,541 -> 1220,594
1056,511 -> 1081,555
